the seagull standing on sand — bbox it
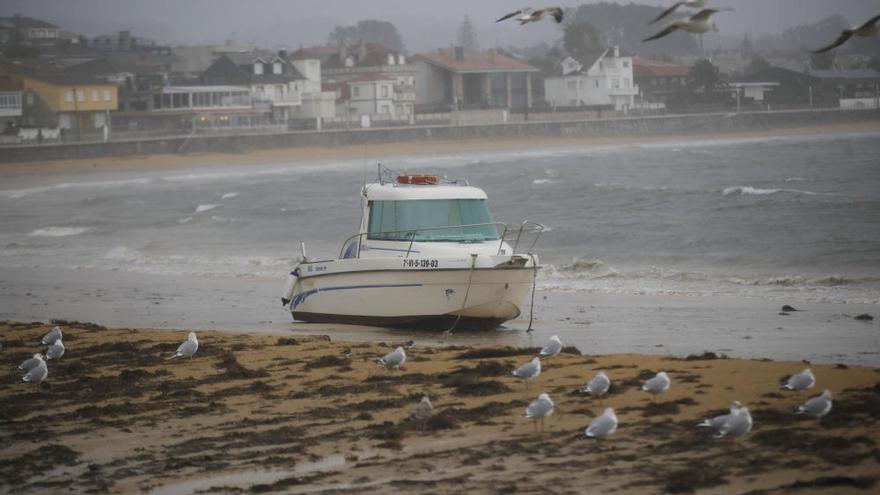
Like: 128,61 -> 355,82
523,393 -> 554,432
715,406 -> 752,439
539,335 -> 563,357
171,331 -> 199,360
781,368 -> 815,391
41,326 -> 63,345
812,15 -> 880,53
19,353 -> 45,373
496,7 -> 563,25
797,389 -> 833,419
649,0 -> 707,24
379,346 -> 406,370
697,400 -> 742,433
23,359 -> 48,391
643,9 -> 720,42
512,356 -> 541,390
46,339 -> 65,360
641,371 -> 671,399
411,396 -> 433,430
581,371 -> 611,401
585,407 -> 618,439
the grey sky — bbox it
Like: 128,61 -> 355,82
2,0 -> 877,52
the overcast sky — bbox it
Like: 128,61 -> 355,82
2,0 -> 878,52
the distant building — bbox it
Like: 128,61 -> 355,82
288,57 -> 335,119
200,50 -> 306,121
22,73 -> 117,134
414,47 -> 539,110
0,76 -> 23,132
632,57 -> 690,105
345,73 -> 397,117
544,47 -> 637,111
0,15 -> 60,47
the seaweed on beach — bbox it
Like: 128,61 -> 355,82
0,444 -> 81,487
214,352 -> 269,380
663,461 -> 728,493
454,347 -> 541,360
784,476 -> 877,491
303,354 -> 352,370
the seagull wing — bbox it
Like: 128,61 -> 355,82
643,23 -> 681,42
812,30 -> 854,54
649,2 -> 684,25
857,14 -> 880,32
496,9 -> 523,23
548,7 -> 564,23
690,9 -> 718,22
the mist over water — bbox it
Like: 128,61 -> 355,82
1,131 -> 879,327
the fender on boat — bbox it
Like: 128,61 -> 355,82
281,266 -> 300,306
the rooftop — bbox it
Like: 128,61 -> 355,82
416,50 -> 538,74
633,57 -> 690,78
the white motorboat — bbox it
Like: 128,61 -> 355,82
282,168 -> 543,330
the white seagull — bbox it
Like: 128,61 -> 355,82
649,0 -> 707,25
46,339 -> 65,360
813,14 -> 880,54
539,335 -> 563,357
41,326 -> 63,345
641,371 -> 671,398
643,9 -> 720,42
697,400 -> 742,432
797,389 -> 833,418
171,331 -> 199,359
23,359 -> 48,390
781,368 -> 815,391
19,353 -> 45,373
523,393 -> 555,432
581,371 -> 611,400
511,356 -> 542,390
379,346 -> 406,370
585,407 -> 619,439
496,7 -> 563,25
411,395 -> 433,429
715,406 -> 752,439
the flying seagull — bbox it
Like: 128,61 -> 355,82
379,346 -> 406,370
171,331 -> 199,359
539,335 -> 563,357
496,7 -> 532,23
643,9 -> 720,42
812,14 -> 880,53
497,7 -> 563,25
781,368 -> 815,391
649,0 -> 707,25
797,389 -> 833,418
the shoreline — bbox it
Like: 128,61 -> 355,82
1,321 -> 879,494
1,120 -> 879,176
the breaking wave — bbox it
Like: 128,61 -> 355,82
28,227 -> 89,237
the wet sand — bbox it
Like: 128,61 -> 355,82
1,120 -> 879,176
2,321 -> 879,494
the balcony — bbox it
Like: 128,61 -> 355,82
610,84 -> 639,96
0,91 -> 22,118
253,92 -> 302,106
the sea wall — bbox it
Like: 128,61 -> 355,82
1,108 -> 878,163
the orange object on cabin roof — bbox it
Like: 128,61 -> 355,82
397,175 -> 439,185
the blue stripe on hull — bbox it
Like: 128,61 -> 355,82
291,283 -> 423,309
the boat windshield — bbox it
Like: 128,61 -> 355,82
367,199 -> 500,242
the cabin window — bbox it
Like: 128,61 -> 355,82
367,199 -> 499,242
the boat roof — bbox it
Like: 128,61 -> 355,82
364,182 -> 488,201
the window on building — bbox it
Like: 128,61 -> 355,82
594,79 -> 599,88
92,89 -> 99,101
567,80 -> 576,90
27,92 -> 34,105
66,90 -> 74,102
381,85 -> 389,98
623,60 -> 629,68
624,78 -> 630,88
254,63 -> 263,75
77,89 -> 85,101
612,78 -> 620,89
273,62 -> 282,74
104,89 -> 111,101
353,86 -> 360,97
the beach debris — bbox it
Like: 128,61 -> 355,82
649,0 -> 707,25
46,339 -> 65,360
581,371 -> 611,400
22,359 -> 48,390
697,400 -> 742,432
19,353 -> 45,373
523,393 -> 555,432
511,357 -> 541,390
641,371 -> 671,398
714,406 -> 752,439
41,326 -> 63,345
496,7 -> 563,25
781,305 -> 799,312
797,389 -> 833,418
411,395 -> 433,429
853,313 -> 874,321
170,331 -> 199,360
379,346 -> 406,370
781,368 -> 815,391
643,9 -> 722,42
812,14 -> 880,53
539,335 -> 563,357
585,407 -> 618,439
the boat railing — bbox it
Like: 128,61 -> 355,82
337,221 -> 544,259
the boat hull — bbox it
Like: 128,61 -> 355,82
289,262 -> 535,330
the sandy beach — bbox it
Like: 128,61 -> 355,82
1,120 -> 879,176
2,321 -> 878,494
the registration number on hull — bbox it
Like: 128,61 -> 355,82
403,259 -> 439,268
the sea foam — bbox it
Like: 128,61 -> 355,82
28,227 -> 88,237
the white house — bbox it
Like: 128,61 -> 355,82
544,47 -> 638,111
346,73 -> 397,116
290,57 -> 337,119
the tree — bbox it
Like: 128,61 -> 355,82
745,56 -> 771,76
563,22 -> 603,63
690,59 -> 721,93
869,56 -> 880,73
809,51 -> 834,70
457,15 -> 480,56
327,20 -> 404,52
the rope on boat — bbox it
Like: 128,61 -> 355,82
445,253 -> 478,334
526,253 -> 538,333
